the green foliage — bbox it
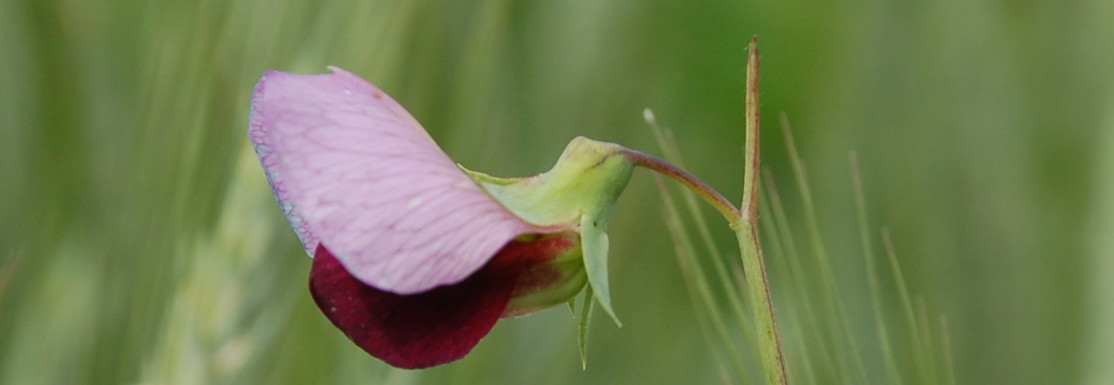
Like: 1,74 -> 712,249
2,1 -> 1112,384
653,116 -> 956,384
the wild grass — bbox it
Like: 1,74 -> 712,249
651,114 -> 956,384
2,1 -> 1110,384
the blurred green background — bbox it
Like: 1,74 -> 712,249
2,0 -> 1112,384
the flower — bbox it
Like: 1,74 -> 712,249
248,67 -> 633,369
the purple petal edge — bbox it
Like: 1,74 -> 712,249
249,67 -> 560,294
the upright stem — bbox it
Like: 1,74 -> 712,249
634,37 -> 789,384
736,37 -> 790,385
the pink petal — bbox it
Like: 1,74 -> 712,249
249,68 -> 550,294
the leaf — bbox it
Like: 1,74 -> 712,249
578,285 -> 595,369
581,214 -> 620,326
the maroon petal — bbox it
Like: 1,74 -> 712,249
309,234 -> 581,368
309,244 -> 517,369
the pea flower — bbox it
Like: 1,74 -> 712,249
248,67 -> 634,369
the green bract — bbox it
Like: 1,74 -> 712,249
461,136 -> 635,325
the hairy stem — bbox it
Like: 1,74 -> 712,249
736,36 -> 789,385
634,37 -> 789,385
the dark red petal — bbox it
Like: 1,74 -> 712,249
309,244 -> 521,369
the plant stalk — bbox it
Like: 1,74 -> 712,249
736,36 -> 790,385
624,149 -> 740,221
633,36 -> 788,385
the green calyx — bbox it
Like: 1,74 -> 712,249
502,232 -> 588,318
461,136 -> 635,326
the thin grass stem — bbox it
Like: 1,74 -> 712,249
763,171 -> 841,381
645,110 -> 755,345
638,37 -> 787,385
916,297 -> 941,385
644,111 -> 725,258
760,190 -> 818,385
657,176 -> 751,379
780,114 -> 868,383
940,316 -> 958,385
881,228 -> 931,383
850,152 -> 904,385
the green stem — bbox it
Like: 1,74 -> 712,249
737,37 -> 789,385
632,145 -> 788,385
733,219 -> 788,385
633,37 -> 788,385
624,149 -> 740,221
